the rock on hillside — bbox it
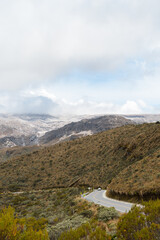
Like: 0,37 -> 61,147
40,115 -> 134,145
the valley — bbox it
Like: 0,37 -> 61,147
0,121 -> 159,201
0,114 -> 160,239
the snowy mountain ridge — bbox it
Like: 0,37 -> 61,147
0,113 -> 159,149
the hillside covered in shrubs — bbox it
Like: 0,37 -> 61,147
0,188 -> 119,239
117,199 -> 160,240
0,123 -> 160,200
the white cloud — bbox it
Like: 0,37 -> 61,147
120,101 -> 142,114
0,0 -> 160,90
0,0 -> 160,114
0,87 -> 151,115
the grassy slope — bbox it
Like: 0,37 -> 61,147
0,123 -> 160,198
0,188 -> 119,239
0,145 -> 40,163
108,149 -> 160,199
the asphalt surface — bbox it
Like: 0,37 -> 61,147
82,190 -> 134,213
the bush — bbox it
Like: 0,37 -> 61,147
0,206 -> 49,240
58,220 -> 112,240
80,209 -> 93,218
117,199 -> 160,240
49,215 -> 88,239
97,206 -> 119,222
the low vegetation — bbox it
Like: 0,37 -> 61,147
1,189 -> 160,239
0,206 -> 49,239
0,188 -> 119,239
58,219 -> 113,240
117,199 -> 160,240
0,145 -> 39,163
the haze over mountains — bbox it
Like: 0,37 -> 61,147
124,114 -> 160,123
0,114 -> 88,149
0,113 -> 160,149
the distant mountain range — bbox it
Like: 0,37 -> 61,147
123,114 -> 160,123
40,115 -> 134,145
0,114 -> 86,149
0,113 -> 159,149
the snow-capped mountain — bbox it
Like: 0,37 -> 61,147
123,114 -> 160,123
0,113 -> 159,149
0,114 -> 88,149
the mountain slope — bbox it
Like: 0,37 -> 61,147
108,149 -> 160,199
1,114 -> 160,150
40,115 -> 134,145
0,114 -> 88,149
0,123 -> 160,200
0,145 -> 40,163
124,114 -> 160,123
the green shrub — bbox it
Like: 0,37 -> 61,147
48,216 -> 59,225
0,206 -> 49,240
117,199 -> 160,240
58,220 -> 112,240
97,206 -> 119,222
49,215 -> 88,239
80,209 -> 93,218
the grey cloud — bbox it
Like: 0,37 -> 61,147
16,96 -> 59,114
2,95 -> 59,115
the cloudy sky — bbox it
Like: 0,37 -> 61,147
0,0 -> 160,115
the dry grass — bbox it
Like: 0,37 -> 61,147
0,123 -> 159,199
0,145 -> 40,163
108,149 -> 160,199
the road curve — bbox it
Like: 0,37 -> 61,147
82,190 -> 134,213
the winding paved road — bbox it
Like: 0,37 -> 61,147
82,190 -> 134,213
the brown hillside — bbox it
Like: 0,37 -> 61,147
0,123 -> 160,199
0,145 -> 40,163
108,149 -> 160,199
